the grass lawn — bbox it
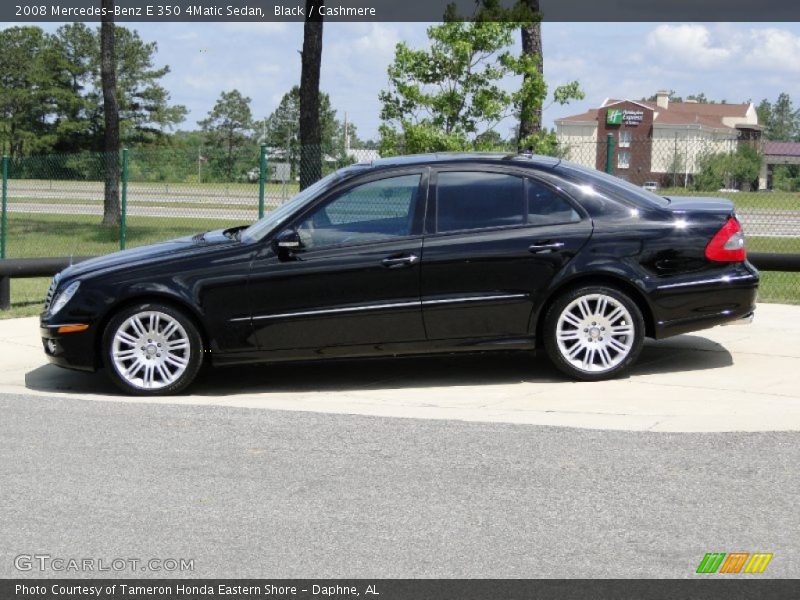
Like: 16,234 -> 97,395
749,236 -> 800,254
4,212 -> 244,259
1,213 -> 798,319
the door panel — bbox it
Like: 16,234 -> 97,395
247,171 -> 427,352
421,171 -> 592,340
421,223 -> 591,339
249,238 -> 425,351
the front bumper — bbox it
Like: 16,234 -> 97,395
40,321 -> 98,372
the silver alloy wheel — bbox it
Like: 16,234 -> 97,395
555,293 -> 635,373
110,310 -> 191,390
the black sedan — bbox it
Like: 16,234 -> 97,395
40,153 -> 758,395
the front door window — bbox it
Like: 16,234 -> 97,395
296,174 -> 421,249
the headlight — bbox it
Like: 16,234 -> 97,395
50,281 -> 80,315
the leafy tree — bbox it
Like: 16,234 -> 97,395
474,129 -> 510,150
641,90 -> 682,103
379,20 -> 580,156
0,24 -> 185,159
685,92 -> 709,103
0,27 -> 63,156
694,144 -> 761,191
199,90 -> 254,181
771,164 -> 800,192
299,0 -> 324,189
766,93 -> 798,141
262,86 -> 337,177
49,23 -> 97,151
464,0 -> 546,148
517,0 -> 542,148
668,150 -> 686,187
756,98 -> 772,134
107,27 -> 188,145
100,0 -> 121,227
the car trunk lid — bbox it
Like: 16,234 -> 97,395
663,196 -> 735,216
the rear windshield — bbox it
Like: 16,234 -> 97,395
556,164 -> 670,209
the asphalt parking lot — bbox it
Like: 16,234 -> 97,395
1,394 -> 798,578
0,303 -> 798,578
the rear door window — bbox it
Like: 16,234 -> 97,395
435,171 -> 524,233
527,179 -> 581,225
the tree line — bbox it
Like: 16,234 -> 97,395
0,23 -> 186,158
2,0 -> 579,224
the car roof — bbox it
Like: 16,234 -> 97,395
363,152 -> 563,170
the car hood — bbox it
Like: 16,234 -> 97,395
60,229 -> 240,280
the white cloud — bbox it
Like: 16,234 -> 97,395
744,28 -> 800,72
173,30 -> 200,41
645,24 -> 800,74
646,24 -> 731,69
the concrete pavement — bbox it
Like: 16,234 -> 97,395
1,303 -> 799,432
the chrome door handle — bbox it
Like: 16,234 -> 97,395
528,242 -> 565,254
381,254 -> 419,268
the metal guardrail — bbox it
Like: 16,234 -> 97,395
0,256 -> 92,310
0,253 -> 798,311
748,252 -> 800,272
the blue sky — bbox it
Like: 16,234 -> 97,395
18,21 -> 800,140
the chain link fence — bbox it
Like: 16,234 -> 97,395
0,146 -> 378,313
0,140 -> 797,314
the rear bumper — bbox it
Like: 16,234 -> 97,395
722,311 -> 754,326
651,263 -> 758,339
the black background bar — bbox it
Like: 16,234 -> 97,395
6,0 -> 800,23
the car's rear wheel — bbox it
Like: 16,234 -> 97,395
103,302 -> 203,395
543,285 -> 644,381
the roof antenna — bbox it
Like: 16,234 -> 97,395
518,145 -> 533,158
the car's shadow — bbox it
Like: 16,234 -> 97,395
25,334 -> 733,397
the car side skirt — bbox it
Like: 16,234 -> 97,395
209,335 -> 538,367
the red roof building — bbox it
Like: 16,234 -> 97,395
555,91 -> 762,186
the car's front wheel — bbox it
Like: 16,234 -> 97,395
103,302 -> 204,395
543,285 -> 645,381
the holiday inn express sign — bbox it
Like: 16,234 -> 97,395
606,109 -> 645,126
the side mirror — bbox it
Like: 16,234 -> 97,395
273,228 -> 302,252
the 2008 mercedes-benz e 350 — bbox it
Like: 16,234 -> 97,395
40,154 -> 758,395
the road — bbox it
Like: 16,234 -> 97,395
7,190 -> 800,236
0,392 -> 797,579
7,181 -> 291,204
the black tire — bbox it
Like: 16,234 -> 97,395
102,301 -> 204,395
542,285 -> 645,381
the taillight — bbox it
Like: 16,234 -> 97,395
705,217 -> 746,262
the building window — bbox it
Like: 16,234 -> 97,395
618,151 -> 631,169
619,130 -> 632,148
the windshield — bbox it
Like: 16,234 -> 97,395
241,165 -> 368,242
556,163 -> 670,209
